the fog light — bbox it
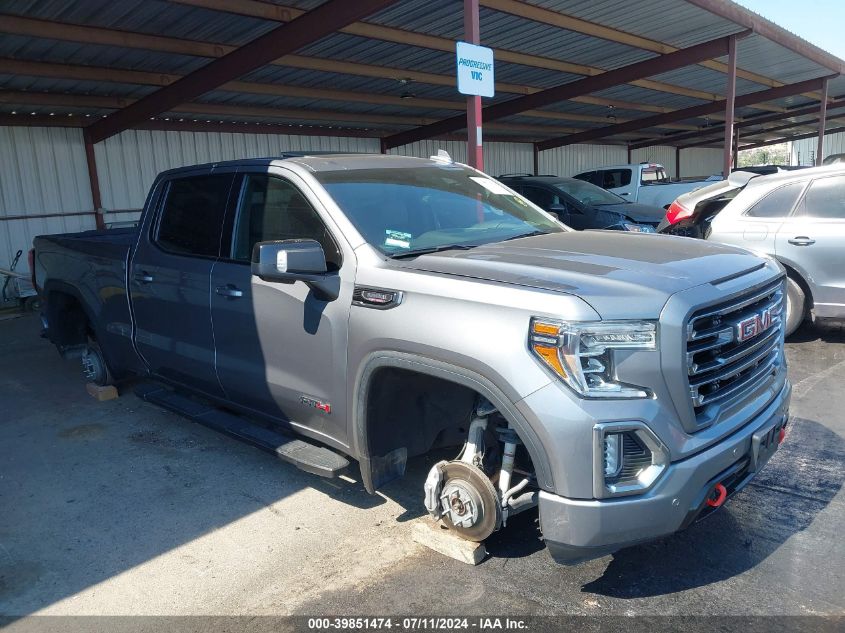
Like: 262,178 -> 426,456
604,433 -> 623,479
593,422 -> 670,498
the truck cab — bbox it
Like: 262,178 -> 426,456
574,163 -> 716,208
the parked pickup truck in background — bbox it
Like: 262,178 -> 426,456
34,153 -> 790,564
574,162 -> 718,209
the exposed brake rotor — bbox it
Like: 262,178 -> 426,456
438,461 -> 502,542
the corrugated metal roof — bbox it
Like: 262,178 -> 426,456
0,0 -> 842,147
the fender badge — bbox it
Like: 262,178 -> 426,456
300,395 -> 331,414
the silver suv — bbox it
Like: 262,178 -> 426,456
660,165 -> 845,335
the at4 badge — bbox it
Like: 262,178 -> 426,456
300,395 -> 331,414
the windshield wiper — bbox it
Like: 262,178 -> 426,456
387,244 -> 478,259
502,229 -> 549,242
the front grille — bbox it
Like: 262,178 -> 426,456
686,279 -> 784,425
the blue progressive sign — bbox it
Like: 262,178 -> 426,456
456,41 -> 495,98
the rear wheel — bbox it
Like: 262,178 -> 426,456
784,276 -> 806,337
81,339 -> 113,386
23,295 -> 41,312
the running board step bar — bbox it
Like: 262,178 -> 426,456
135,384 -> 350,478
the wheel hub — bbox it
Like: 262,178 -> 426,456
440,480 -> 482,528
81,347 -> 104,383
437,461 -> 502,541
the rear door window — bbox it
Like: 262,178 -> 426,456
745,182 -> 805,218
156,174 -> 233,257
797,175 -> 845,219
601,169 -> 632,188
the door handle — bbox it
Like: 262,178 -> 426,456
788,236 -> 815,246
133,271 -> 154,283
215,285 -> 243,298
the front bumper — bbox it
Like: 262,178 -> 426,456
539,379 -> 791,565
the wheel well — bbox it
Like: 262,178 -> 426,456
364,367 -> 477,463
781,263 -> 813,309
45,290 -> 91,350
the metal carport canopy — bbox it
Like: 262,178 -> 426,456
1,0 -> 845,170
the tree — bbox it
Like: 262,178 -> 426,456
737,143 -> 790,167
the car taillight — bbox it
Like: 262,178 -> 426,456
665,200 -> 693,225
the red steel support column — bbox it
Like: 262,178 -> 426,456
675,147 -> 680,180
723,35 -> 738,178
817,78 -> 830,165
733,127 -> 739,168
533,144 -> 539,175
83,130 -> 105,230
464,0 -> 483,170
627,145 -> 632,163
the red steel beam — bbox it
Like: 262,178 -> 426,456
817,78 -> 830,164
738,125 -> 845,151
536,75 -> 834,151
465,0 -> 483,170
679,110 -> 845,149
382,33 -> 743,150
82,132 -> 105,229
83,0 -> 399,144
722,34 -> 738,177
628,97 -> 845,149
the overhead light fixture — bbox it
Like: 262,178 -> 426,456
400,91 -> 415,99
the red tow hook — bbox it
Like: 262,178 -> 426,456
778,427 -> 786,444
706,483 -> 728,508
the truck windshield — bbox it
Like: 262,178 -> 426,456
316,165 -> 563,256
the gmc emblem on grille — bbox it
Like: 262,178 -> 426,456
736,307 -> 774,342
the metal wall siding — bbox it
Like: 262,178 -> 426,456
387,140 -> 534,177
630,146 -> 677,176
790,134 -> 845,165
93,129 -> 381,209
538,144 -> 627,177
680,148 -> 724,179
0,125 -> 95,270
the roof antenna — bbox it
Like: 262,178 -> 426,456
430,149 -> 452,163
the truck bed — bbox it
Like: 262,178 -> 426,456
34,227 -> 139,377
36,226 -> 137,259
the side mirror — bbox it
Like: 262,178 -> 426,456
251,239 -> 339,302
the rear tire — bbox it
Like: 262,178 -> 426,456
784,276 -> 806,337
23,295 -> 41,312
81,339 -> 114,386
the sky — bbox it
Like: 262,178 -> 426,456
735,0 -> 845,60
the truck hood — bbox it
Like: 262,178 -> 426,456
396,231 -> 765,318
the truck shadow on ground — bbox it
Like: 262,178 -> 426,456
582,416 -> 844,598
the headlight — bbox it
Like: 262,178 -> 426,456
622,223 -> 655,233
529,318 -> 657,399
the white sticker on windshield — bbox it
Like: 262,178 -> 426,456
470,176 -> 513,195
385,229 -> 411,249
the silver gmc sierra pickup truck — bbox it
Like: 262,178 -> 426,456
33,152 -> 791,564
